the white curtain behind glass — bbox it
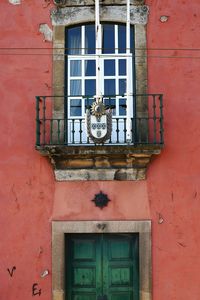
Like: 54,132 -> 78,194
69,29 -> 82,96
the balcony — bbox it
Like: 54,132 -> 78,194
35,94 -> 164,181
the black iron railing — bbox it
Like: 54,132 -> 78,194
35,94 -> 164,146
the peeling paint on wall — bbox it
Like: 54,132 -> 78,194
39,24 -> 53,42
160,15 -> 169,22
8,0 -> 21,5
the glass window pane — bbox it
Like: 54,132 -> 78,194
85,60 -> 96,76
119,59 -> 126,75
119,79 -> 126,95
118,25 -> 134,53
118,25 -> 126,53
67,27 -> 81,55
104,60 -> 115,76
103,24 -> 115,54
119,98 -> 127,115
70,99 -> 82,116
104,79 -> 115,96
70,80 -> 81,96
130,26 -> 134,52
85,25 -> 95,54
85,79 -> 96,96
70,60 -> 81,77
84,97 -> 94,110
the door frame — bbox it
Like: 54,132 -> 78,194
52,220 -> 152,300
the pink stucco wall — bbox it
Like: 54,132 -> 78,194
0,0 -> 200,299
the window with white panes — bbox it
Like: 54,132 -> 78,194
65,23 -> 135,144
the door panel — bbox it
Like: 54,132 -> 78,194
66,235 -> 102,300
103,234 -> 139,300
65,234 -> 139,300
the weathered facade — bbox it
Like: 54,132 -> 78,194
1,0 -> 200,299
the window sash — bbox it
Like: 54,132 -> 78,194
65,24 -> 135,144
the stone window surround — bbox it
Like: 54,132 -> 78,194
52,220 -> 152,300
51,3 -> 149,120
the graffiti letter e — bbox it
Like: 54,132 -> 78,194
32,283 -> 41,297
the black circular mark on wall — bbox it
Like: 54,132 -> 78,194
92,191 -> 110,209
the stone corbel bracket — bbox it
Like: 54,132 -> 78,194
36,145 -> 162,181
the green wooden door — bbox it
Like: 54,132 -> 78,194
65,234 -> 139,300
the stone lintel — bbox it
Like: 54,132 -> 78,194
55,168 -> 146,181
53,0 -> 145,7
51,5 -> 149,26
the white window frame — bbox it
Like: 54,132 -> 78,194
66,23 -> 134,144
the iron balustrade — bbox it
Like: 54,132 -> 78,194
35,94 -> 164,146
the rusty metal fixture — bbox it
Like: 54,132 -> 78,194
91,101 -> 106,117
92,191 -> 110,209
53,0 -> 67,7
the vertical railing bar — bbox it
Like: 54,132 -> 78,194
50,119 -> 53,145
36,96 -> 41,146
108,97 -> 112,144
131,117 -> 134,144
146,116 -> 149,144
57,119 -> 61,145
86,97 -> 90,144
64,95 -> 68,145
133,94 -> 138,144
138,118 -> 142,143
116,118 -> 119,144
124,118 -> 126,143
145,95 -> 149,144
42,96 -> 46,145
72,119 -> 75,144
80,119 -> 82,144
159,94 -> 164,144
63,113 -> 66,145
86,99 -> 90,143
153,95 -> 157,144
